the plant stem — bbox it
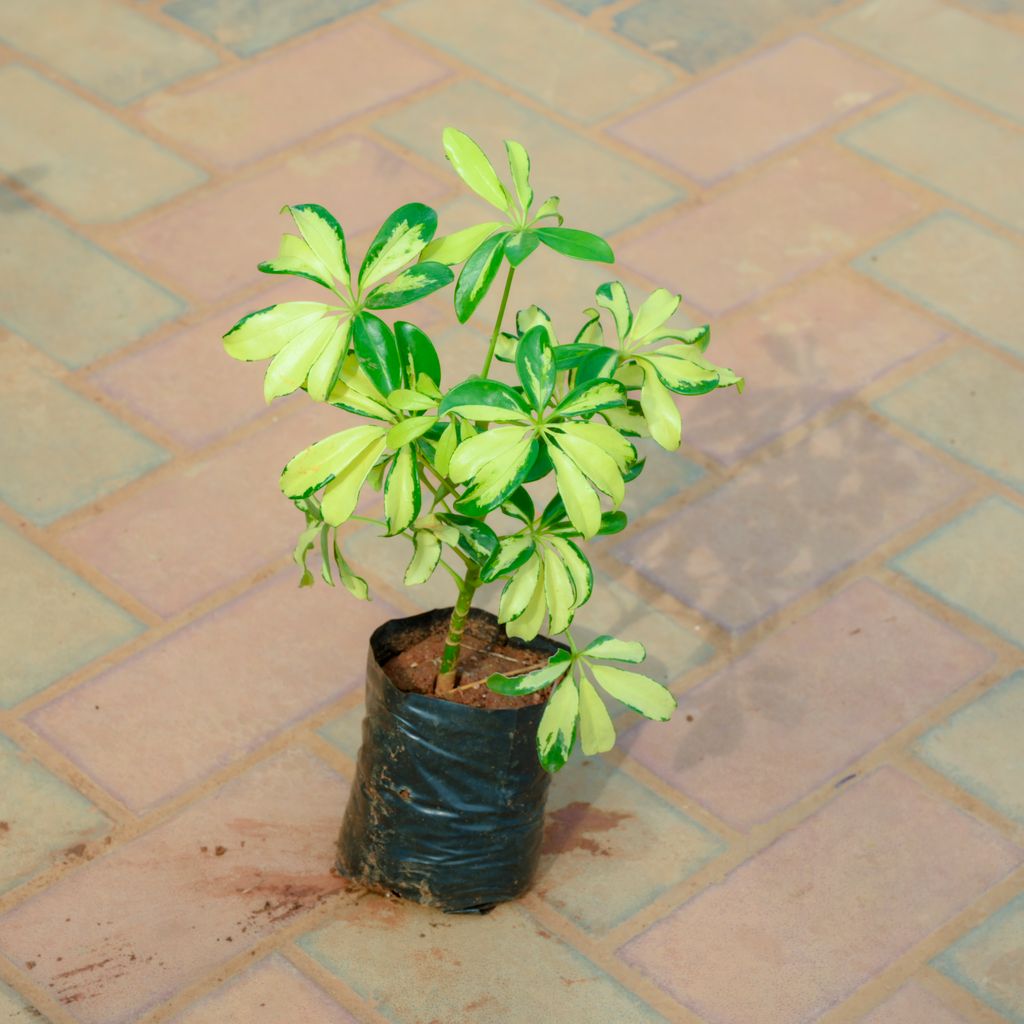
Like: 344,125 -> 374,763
480,265 -> 516,379
436,562 -> 481,693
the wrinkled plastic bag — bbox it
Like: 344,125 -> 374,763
336,608 -> 558,913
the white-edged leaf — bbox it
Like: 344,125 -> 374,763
589,664 -> 676,721
223,302 -> 331,361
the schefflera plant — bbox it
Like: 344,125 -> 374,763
223,127 -> 742,772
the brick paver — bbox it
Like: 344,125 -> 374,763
1,1 -> 1021,1021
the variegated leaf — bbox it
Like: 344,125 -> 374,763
578,676 -> 615,755
223,302 -> 331,362
442,127 -> 513,213
488,649 -> 572,696
364,261 -> 453,310
419,221 -> 503,265
284,204 -> 349,287
505,138 -> 533,212
536,677 -> 578,772
384,443 -> 421,535
359,203 -> 438,290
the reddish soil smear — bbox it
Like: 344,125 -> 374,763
542,802 -> 631,857
384,615 -> 551,710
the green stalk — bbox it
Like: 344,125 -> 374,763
480,265 -> 516,379
436,562 -> 481,693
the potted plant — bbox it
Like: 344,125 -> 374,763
223,128 -> 742,913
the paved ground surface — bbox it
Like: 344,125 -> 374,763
1,1 -> 1023,1021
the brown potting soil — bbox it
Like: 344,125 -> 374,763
383,614 -> 552,709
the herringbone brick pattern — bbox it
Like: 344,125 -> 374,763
1,1 -> 1022,1021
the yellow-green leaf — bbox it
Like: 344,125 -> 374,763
505,138 -> 533,212
386,416 -> 437,448
555,420 -> 635,472
285,204 -> 349,287
223,302 -> 331,361
578,677 -> 615,755
583,636 -> 646,663
419,221 -> 503,265
541,544 -> 575,634
448,425 -> 531,484
506,563 -> 547,640
498,553 -> 542,624
639,364 -> 682,451
321,435 -> 388,526
259,233 -> 332,288
359,203 -> 437,290
442,127 -> 512,213
263,317 -> 337,402
589,664 -> 676,721
281,424 -> 388,500
595,281 -> 632,340
383,443 -> 420,535
405,529 -> 442,586
548,445 -> 601,539
630,287 -> 679,342
305,320 -> 350,402
547,536 -> 593,609
550,429 -> 624,506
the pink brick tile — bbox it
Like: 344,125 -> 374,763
682,272 -> 946,464
115,134 -> 449,305
618,768 -> 1021,1024
168,954 -> 357,1024
625,580 -> 992,828
616,412 -> 967,631
0,749 -> 346,1024
139,21 -> 448,168
29,571 -> 395,812
618,146 -> 921,315
861,981 -> 970,1024
90,283 -> 447,449
59,402 -> 355,618
611,36 -> 896,183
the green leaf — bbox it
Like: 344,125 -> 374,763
596,281 -> 632,340
505,138 -> 533,212
419,221 -> 503,265
359,202 -> 438,289
223,302 -> 331,361
395,321 -> 442,387
535,227 -> 614,264
578,676 -> 616,755
384,444 -> 420,535
552,343 -> 607,371
639,364 -> 682,451
259,233 -> 333,288
454,233 -> 507,324
541,544 -> 575,634
504,230 -> 540,267
405,529 -> 442,586
589,664 -> 676,721
352,313 -> 402,396
488,649 -> 571,696
281,425 -> 387,502
284,204 -> 349,288
515,323 -> 556,412
364,262 -> 453,310
481,534 -> 536,583
436,513 -> 499,564
574,346 -> 620,387
548,445 -> 601,539
333,534 -> 370,600
533,195 -> 563,225
597,510 -> 628,535
630,288 -> 680,341
442,127 -> 512,213
500,486 -> 535,524
439,378 -> 531,421
523,442 -> 553,483
583,636 -> 646,663
385,416 -> 436,448
555,378 -> 626,417
305,320 -> 350,403
263,317 -> 337,402
537,677 -> 578,772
